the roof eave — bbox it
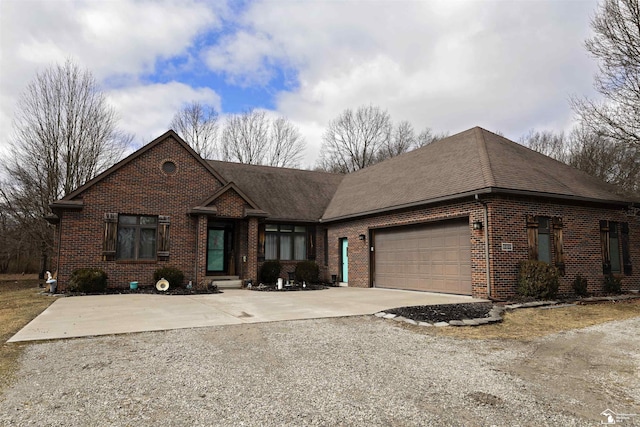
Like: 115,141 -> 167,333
320,187 -> 635,223
49,200 -> 84,210
188,206 -> 219,216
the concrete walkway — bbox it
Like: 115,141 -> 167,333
8,287 -> 479,342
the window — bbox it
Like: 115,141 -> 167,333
117,215 -> 157,260
600,220 -> 631,275
526,215 -> 565,275
537,217 -> 551,264
265,224 -> 307,260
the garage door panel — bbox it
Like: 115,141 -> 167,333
374,219 -> 472,295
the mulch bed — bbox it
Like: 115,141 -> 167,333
64,286 -> 221,296
249,283 -> 328,292
386,302 -> 494,323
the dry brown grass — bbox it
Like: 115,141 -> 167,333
429,299 -> 640,341
0,276 -> 55,394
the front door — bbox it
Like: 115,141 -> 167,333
340,238 -> 348,283
206,222 -> 234,275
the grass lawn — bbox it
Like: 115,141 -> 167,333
0,275 -> 55,395
431,299 -> 640,340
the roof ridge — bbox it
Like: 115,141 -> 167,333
475,127 -> 496,187
207,159 -> 344,176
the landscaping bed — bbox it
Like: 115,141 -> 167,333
386,302 -> 494,323
65,285 -> 221,296
249,283 -> 328,292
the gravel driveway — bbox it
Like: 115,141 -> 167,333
1,316 -> 638,426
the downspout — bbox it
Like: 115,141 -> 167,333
56,215 -> 62,279
475,194 -> 491,299
195,216 -> 199,286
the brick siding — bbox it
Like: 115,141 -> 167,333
325,195 -> 639,299
54,136 -> 223,290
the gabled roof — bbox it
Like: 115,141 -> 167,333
59,130 -> 226,201
208,160 -> 344,222
190,182 -> 268,217
322,127 -> 637,222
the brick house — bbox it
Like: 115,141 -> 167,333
49,127 -> 639,299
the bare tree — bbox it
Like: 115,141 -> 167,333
220,110 -> 305,167
568,126 -> 640,194
416,127 -> 449,148
519,129 -> 570,163
267,117 -> 305,167
221,110 -> 270,164
572,0 -> 640,146
520,126 -> 639,194
318,105 -> 392,173
377,120 -> 415,161
0,59 -> 131,275
170,101 -> 219,159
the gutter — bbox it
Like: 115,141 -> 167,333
320,187 -> 635,224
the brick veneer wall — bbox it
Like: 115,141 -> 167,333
53,137 -> 223,290
213,189 -> 250,218
488,196 -> 639,299
325,199 -> 488,296
325,195 -> 639,299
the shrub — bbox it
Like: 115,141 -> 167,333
517,260 -> 560,299
295,261 -> 320,284
572,274 -> 589,297
260,260 -> 281,284
68,268 -> 108,293
153,266 -> 184,289
603,274 -> 622,294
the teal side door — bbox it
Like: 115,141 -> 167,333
341,238 -> 348,283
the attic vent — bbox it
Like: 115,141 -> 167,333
162,161 -> 177,175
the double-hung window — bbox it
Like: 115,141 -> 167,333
265,224 -> 307,261
117,215 -> 158,260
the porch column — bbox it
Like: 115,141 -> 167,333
196,215 -> 208,286
247,217 -> 258,282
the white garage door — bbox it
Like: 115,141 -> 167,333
373,219 -> 472,295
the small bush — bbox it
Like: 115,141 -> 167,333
572,274 -> 589,297
295,261 -> 320,284
153,266 -> 184,289
603,274 -> 622,294
68,268 -> 108,293
260,260 -> 281,284
517,260 -> 560,299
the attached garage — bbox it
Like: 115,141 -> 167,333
372,219 -> 472,295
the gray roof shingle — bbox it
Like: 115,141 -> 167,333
321,127 -> 636,221
207,160 -> 344,222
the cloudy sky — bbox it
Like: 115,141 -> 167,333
0,0 -> 601,167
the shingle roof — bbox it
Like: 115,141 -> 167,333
207,160 -> 344,222
321,127 -> 636,221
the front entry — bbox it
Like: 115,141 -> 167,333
340,238 -> 348,283
206,222 -> 235,275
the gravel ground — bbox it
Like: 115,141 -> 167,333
1,316 -> 638,426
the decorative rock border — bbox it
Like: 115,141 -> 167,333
374,310 -> 502,327
374,294 -> 640,328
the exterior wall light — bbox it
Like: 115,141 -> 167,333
473,221 -> 483,230
359,234 -> 366,241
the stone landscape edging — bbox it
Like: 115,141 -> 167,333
374,294 -> 640,328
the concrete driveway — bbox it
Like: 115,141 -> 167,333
8,287 -> 478,342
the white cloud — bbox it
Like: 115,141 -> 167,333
0,0 -> 224,151
107,82 -> 221,146
203,0 -> 601,163
1,0 -> 604,167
